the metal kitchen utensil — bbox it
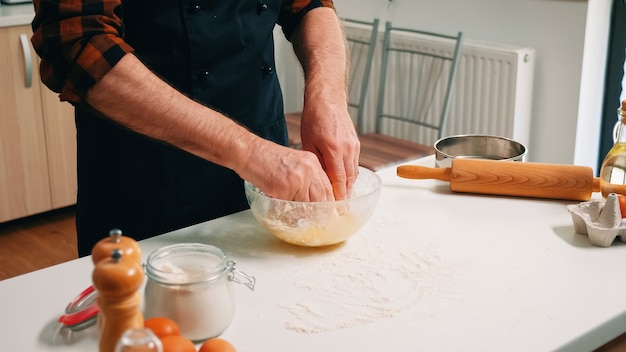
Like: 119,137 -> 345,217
434,134 -> 526,168
397,158 -> 600,201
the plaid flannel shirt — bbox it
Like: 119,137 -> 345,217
31,0 -> 334,104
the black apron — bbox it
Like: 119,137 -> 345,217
75,0 -> 288,256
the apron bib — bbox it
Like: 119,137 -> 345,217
75,0 -> 288,255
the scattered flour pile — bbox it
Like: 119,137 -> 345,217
276,238 -> 454,333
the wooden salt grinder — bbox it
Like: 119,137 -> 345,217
92,249 -> 144,352
91,228 -> 142,265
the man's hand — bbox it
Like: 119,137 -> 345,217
242,141 -> 336,202
300,103 -> 360,200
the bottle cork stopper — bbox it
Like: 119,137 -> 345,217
618,100 -> 626,124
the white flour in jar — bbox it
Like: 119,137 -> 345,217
276,238 -> 454,333
143,259 -> 235,342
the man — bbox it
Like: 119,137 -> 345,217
31,0 -> 360,256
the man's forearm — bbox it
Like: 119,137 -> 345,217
84,54 -> 258,173
291,7 -> 348,109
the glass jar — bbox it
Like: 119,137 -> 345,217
143,243 -> 255,342
600,100 -> 626,197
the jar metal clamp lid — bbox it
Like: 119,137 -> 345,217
58,285 -> 99,331
145,243 -> 255,290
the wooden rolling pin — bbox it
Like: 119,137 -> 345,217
397,158 -> 601,201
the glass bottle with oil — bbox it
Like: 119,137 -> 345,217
600,100 -> 626,197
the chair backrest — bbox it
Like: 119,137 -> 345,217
375,21 -> 463,145
342,18 -> 380,133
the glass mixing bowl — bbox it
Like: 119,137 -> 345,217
244,167 -> 381,247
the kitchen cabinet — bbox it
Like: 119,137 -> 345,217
0,24 -> 77,223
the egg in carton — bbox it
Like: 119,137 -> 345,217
567,193 -> 626,247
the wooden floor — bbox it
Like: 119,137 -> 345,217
1,207 -> 626,350
0,206 -> 78,281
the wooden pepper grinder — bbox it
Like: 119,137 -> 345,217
92,249 -> 144,352
92,229 -> 142,265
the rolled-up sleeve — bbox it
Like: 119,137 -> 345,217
31,0 -> 134,104
278,0 -> 335,41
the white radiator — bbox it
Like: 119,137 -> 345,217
279,27 -> 535,148
447,39 -> 534,146
369,34 -> 535,148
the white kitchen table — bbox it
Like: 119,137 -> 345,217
2,155 -> 625,352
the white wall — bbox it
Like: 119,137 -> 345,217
574,0 -> 612,173
276,0 -> 610,169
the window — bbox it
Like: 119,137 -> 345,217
598,0 -> 626,170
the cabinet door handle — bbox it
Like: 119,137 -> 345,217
19,33 -> 33,88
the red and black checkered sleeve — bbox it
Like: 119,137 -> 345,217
31,0 -> 134,104
278,0 -> 335,41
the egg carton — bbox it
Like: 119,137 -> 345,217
567,193 -> 626,247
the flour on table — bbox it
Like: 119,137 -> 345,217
276,238 -> 453,333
